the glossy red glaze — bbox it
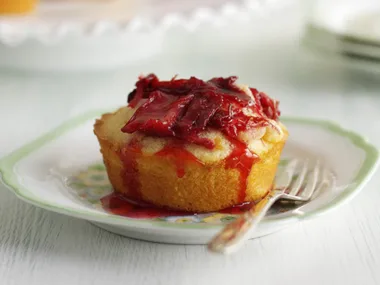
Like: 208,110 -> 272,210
119,138 -> 142,199
114,74 -> 281,210
225,137 -> 259,202
123,74 -> 280,149
101,192 -> 255,218
156,141 -> 203,178
101,192 -> 189,218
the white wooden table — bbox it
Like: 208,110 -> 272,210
1,5 -> 380,285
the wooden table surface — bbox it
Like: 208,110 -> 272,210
1,4 -> 380,285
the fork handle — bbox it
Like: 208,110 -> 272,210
208,191 -> 282,254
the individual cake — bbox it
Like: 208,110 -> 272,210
94,74 -> 288,213
0,0 -> 37,14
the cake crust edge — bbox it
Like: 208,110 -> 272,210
94,108 -> 288,212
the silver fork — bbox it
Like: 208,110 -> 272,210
208,159 -> 325,254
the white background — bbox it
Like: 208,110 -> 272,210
1,3 -> 380,285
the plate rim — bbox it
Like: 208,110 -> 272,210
0,109 -> 378,231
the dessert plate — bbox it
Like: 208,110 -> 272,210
0,110 -> 378,244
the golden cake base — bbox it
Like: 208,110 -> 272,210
94,108 -> 287,212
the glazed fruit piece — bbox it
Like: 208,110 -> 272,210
94,74 -> 288,212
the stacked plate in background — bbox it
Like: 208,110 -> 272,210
303,0 -> 380,72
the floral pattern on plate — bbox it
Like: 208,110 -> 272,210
0,111 -> 377,243
67,161 -> 298,225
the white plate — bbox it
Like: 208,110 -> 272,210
0,110 -> 378,244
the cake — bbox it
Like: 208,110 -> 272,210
94,74 -> 288,212
0,0 -> 37,14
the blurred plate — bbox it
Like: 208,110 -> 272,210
306,0 -> 380,44
303,24 -> 380,74
302,0 -> 380,73
0,0 -> 275,45
0,0 -> 287,71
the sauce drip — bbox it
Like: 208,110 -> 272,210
101,192 -> 255,218
115,74 -> 281,208
101,192 -> 189,218
119,138 -> 142,200
156,141 -> 203,178
225,138 -> 259,202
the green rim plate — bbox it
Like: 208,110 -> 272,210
0,110 -> 378,230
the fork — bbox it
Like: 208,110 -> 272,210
208,159 -> 325,254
